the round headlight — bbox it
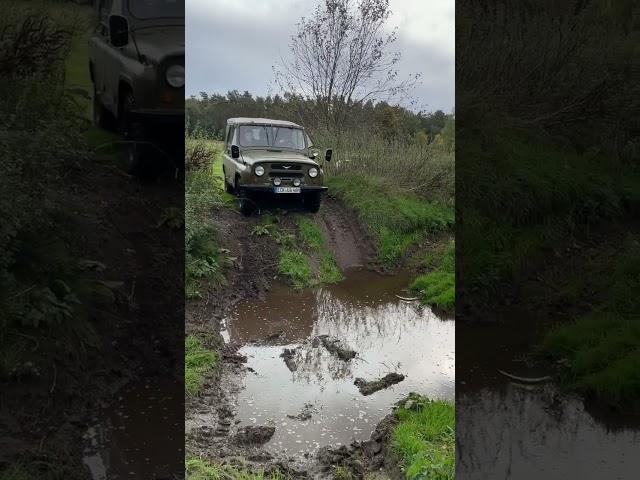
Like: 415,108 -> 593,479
308,167 -> 318,178
166,65 -> 185,88
293,178 -> 301,187
255,165 -> 265,176
273,177 -> 282,186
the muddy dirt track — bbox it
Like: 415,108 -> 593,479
1,153 -> 184,479
185,196 -> 455,477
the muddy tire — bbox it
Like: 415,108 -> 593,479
239,196 -> 255,216
224,168 -> 234,194
127,142 -> 156,181
304,192 -> 322,213
93,88 -> 115,131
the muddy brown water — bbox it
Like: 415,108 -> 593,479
457,318 -> 640,479
220,267 -> 455,460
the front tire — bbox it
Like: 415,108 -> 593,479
93,87 -> 115,131
303,191 -> 322,213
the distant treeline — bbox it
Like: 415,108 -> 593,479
186,90 -> 454,143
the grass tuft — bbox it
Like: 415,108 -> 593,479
392,395 -> 455,480
185,336 -> 217,397
411,240 -> 455,311
186,458 -> 282,480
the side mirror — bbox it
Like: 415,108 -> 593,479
109,15 -> 129,48
231,145 -> 240,159
310,150 -> 319,160
325,149 -> 333,162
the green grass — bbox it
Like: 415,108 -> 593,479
277,216 -> 343,289
186,140 -> 226,298
411,240 -> 455,311
460,130 -> 640,302
326,175 -> 454,263
186,458 -> 282,480
297,217 -> 324,251
0,464 -> 32,480
392,395 -> 455,480
319,252 -> 343,284
536,235 -> 640,408
185,336 -> 217,396
538,314 -> 640,408
278,248 -> 313,290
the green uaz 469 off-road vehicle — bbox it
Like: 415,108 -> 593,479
222,118 -> 332,215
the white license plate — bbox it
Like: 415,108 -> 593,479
274,187 -> 301,193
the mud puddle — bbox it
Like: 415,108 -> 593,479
221,268 -> 454,462
457,318 -> 640,479
82,381 -> 183,479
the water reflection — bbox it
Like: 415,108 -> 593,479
457,384 -> 640,479
225,268 -> 455,456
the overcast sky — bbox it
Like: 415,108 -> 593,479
186,0 -> 454,113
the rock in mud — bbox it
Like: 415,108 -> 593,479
231,425 -> 276,445
280,348 -> 298,372
286,403 -> 315,421
354,373 -> 405,396
319,335 -> 357,361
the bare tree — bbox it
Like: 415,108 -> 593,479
274,0 -> 420,131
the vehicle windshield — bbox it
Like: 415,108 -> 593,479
128,0 -> 184,19
238,125 -> 306,150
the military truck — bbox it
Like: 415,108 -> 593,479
89,0 -> 184,177
222,117 -> 332,215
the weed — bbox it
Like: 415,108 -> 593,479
332,466 -> 352,480
392,395 -> 455,480
185,336 -> 217,397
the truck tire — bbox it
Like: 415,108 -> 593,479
304,191 -> 322,213
93,87 -> 115,131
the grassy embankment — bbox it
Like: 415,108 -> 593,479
392,394 -> 455,480
461,129 -> 640,408
184,138 -> 228,396
317,131 -> 456,310
251,213 -> 343,290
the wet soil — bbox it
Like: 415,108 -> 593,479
1,153 -> 183,478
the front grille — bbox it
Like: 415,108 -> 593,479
270,163 -> 302,171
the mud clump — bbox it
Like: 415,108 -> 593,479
319,335 -> 357,361
280,348 -> 298,372
232,425 -> 276,445
354,373 -> 405,396
286,403 -> 315,421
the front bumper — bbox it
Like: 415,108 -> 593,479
129,109 -> 184,126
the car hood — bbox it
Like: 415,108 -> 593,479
241,149 -> 319,167
132,26 -> 184,63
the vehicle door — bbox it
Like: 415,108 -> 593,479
90,0 -> 117,113
222,125 -> 236,183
